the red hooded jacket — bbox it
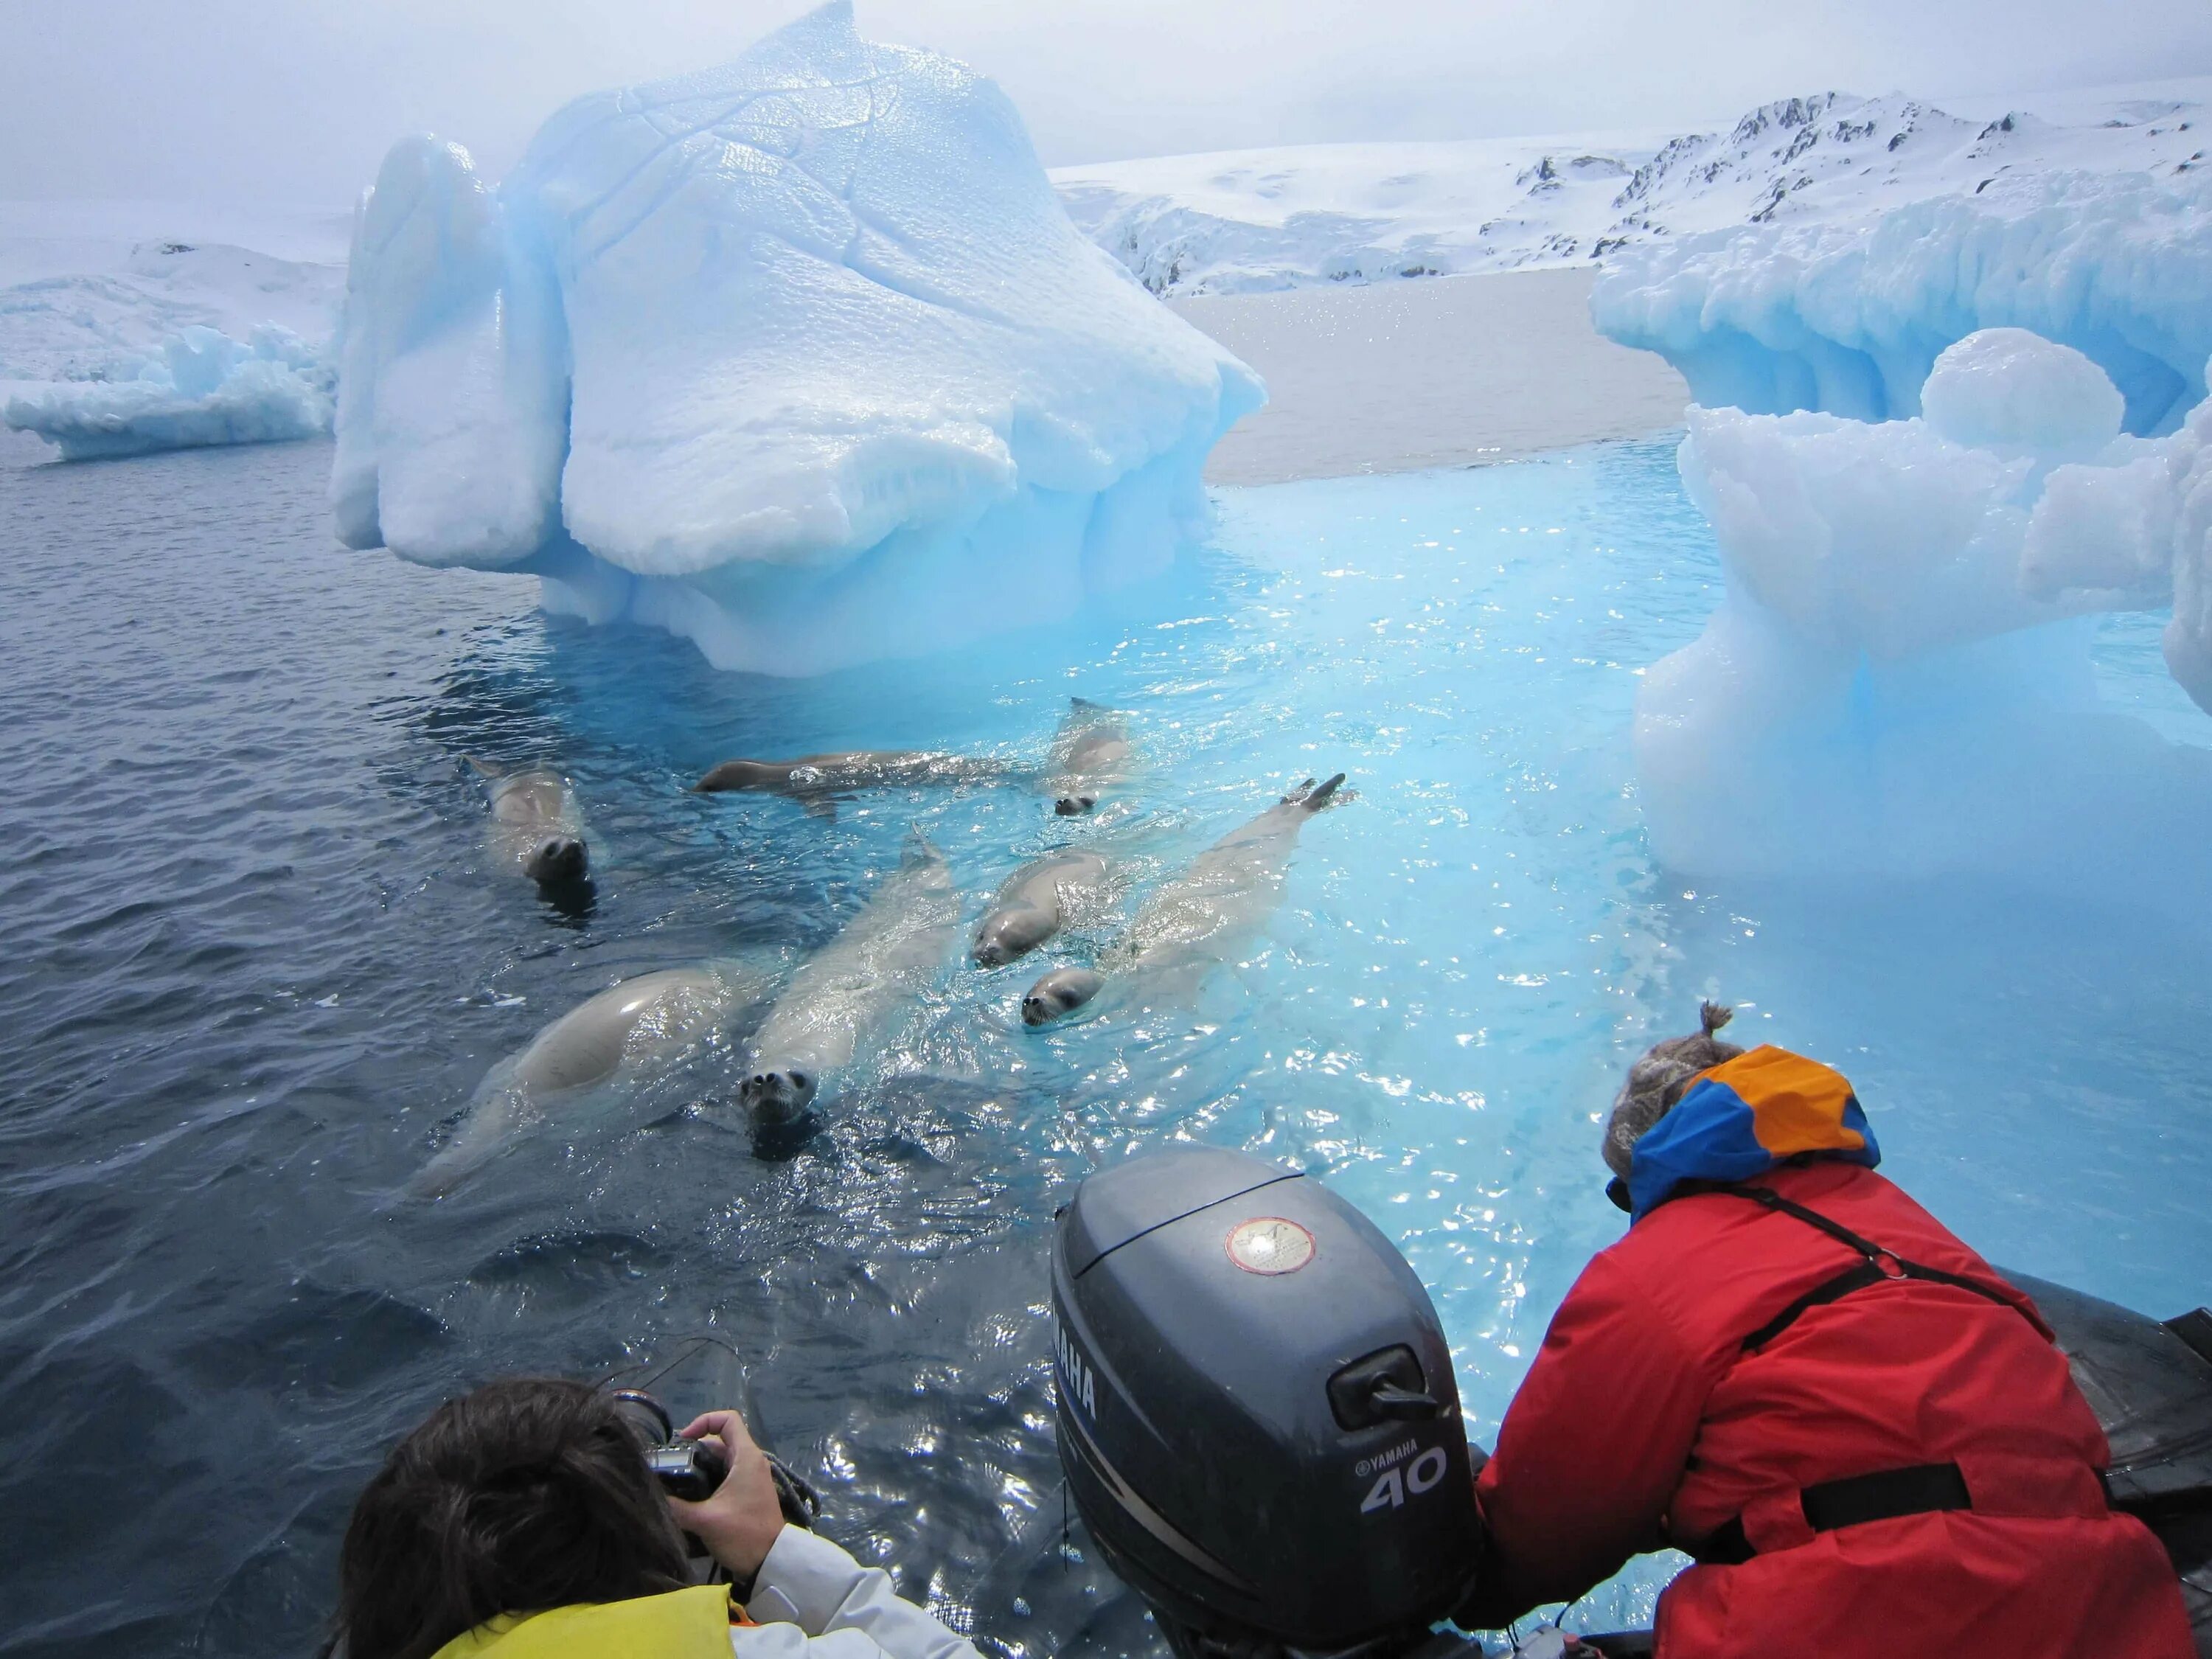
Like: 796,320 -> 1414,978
1469,1048 -> 2190,1658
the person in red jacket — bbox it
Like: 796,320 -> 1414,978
1464,1003 -> 2191,1658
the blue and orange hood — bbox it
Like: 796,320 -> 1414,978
1624,1045 -> 1879,1221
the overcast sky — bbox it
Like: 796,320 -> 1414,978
6,0 -> 2212,205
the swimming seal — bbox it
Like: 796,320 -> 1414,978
1021,773 -> 1346,1026
974,849 -> 1109,967
1021,967 -> 1107,1026
410,959 -> 779,1197
1044,699 -> 1134,815
740,833 -> 961,1124
695,751 -> 1019,818
469,758 -> 590,888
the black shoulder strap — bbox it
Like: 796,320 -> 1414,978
1709,1184 -> 2028,1354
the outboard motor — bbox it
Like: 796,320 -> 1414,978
1051,1147 -> 1484,1659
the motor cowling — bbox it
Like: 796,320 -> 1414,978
1052,1147 -> 1484,1657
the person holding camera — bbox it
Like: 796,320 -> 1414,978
332,1377 -> 981,1659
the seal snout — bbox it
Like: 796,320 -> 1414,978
741,1067 -> 816,1122
1054,795 -> 1096,816
524,834 -> 590,887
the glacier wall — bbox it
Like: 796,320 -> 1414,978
4,324 -> 333,461
1592,172 -> 2212,437
1640,330 -> 2212,890
333,1 -> 1261,676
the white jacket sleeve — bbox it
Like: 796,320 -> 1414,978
730,1526 -> 981,1659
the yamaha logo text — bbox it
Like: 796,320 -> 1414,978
1054,1318 -> 1099,1418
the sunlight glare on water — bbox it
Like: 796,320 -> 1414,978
3,436 -> 2210,1654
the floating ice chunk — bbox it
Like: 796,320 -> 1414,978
1641,329 -> 2212,888
1921,327 -> 2125,461
1680,408 -> 2048,659
1592,172 -> 2212,437
4,322 -> 333,461
2020,452 -> 2182,606
333,1 -> 1260,675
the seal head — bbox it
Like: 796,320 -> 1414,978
523,834 -> 589,887
741,1067 -> 817,1124
975,905 -> 1056,969
1022,967 -> 1106,1026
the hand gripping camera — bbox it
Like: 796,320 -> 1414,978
1051,1147 -> 1486,1659
611,1389 -> 822,1526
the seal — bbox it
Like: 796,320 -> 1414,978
1044,698 -> 1134,815
973,849 -> 1109,967
409,959 -> 780,1197
1021,773 -> 1346,1026
695,751 -> 1019,818
1020,966 -> 1107,1025
740,833 -> 962,1123
469,758 -> 590,888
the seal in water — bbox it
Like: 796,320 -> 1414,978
1021,773 -> 1346,1026
973,849 -> 1109,968
410,959 -> 780,1197
469,758 -> 589,888
1044,698 -> 1134,815
695,751 -> 1019,818
740,833 -> 962,1123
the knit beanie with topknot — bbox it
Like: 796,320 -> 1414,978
1601,1001 -> 1745,1180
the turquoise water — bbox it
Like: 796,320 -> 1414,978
4,435 -> 2210,1652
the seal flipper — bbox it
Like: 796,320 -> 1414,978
464,756 -> 505,781
801,796 -> 840,823
1301,772 -> 1347,810
900,827 -> 946,870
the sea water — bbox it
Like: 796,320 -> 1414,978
4,437 -> 2209,1656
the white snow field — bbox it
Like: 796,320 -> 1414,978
1054,82 -> 2212,297
1638,329 -> 2212,894
0,201 -> 347,460
333,1 -> 1260,675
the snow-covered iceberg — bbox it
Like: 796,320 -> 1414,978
334,1 -> 1262,675
4,323 -> 333,461
1591,171 -> 2212,437
1639,329 -> 2212,890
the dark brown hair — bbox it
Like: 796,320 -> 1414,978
334,1378 -> 691,1659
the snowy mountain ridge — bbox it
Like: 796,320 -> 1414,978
1053,80 -> 2212,294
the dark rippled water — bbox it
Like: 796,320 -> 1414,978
7,436 -> 2211,1659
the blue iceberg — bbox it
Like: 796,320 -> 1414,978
1591,171 -> 2212,437
331,1 -> 1262,675
5,324 -> 333,461
1639,328 -> 2212,892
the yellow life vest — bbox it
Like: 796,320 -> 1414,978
430,1585 -> 735,1659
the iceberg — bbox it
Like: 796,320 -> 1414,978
1638,329 -> 2212,891
1591,171 -> 2212,437
333,1 -> 1262,676
4,323 -> 333,461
